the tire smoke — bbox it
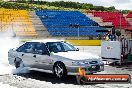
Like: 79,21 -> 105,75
0,31 -> 29,75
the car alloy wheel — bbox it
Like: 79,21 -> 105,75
54,62 -> 67,78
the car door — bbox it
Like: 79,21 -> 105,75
16,42 -> 37,68
33,42 -> 53,71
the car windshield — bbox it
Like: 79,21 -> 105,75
46,42 -> 77,53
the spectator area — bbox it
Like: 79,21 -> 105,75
126,12 -> 132,18
36,10 -> 107,37
0,8 -> 37,37
91,11 -> 130,29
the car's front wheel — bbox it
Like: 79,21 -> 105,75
53,62 -> 67,79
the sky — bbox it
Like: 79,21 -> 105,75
84,0 -> 132,10
42,0 -> 132,10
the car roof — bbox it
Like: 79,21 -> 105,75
29,39 -> 65,43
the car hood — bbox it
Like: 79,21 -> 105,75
52,51 -> 101,61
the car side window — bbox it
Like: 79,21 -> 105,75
25,42 -> 35,53
16,42 -> 29,52
16,42 -> 35,53
34,43 -> 49,55
17,42 -> 49,55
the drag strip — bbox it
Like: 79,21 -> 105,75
0,65 -> 132,88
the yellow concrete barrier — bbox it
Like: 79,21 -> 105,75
66,40 -> 101,46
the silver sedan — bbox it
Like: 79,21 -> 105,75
8,39 -> 104,78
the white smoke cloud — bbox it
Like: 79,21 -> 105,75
0,32 -> 19,64
0,31 -> 29,75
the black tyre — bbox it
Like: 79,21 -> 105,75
53,62 -> 67,79
14,58 -> 24,68
79,77 -> 86,85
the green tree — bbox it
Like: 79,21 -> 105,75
122,10 -> 130,14
107,6 -> 115,11
90,6 -> 105,11
81,3 -> 93,9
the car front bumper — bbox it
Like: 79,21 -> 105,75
66,64 -> 104,75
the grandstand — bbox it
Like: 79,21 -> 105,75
126,12 -> 132,27
86,12 -> 113,27
126,12 -> 132,18
91,11 -> 130,29
86,11 -> 132,39
0,8 -> 37,37
0,1 -> 131,46
29,11 -> 50,38
35,10 -> 107,38
0,8 -> 131,40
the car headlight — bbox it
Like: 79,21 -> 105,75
72,61 -> 89,65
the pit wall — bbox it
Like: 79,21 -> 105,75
20,39 -> 101,46
66,40 -> 101,46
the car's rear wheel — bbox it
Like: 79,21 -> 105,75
53,62 -> 67,79
14,58 -> 24,68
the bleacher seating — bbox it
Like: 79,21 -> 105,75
47,27 -> 106,36
92,11 -> 130,29
0,8 -> 37,37
36,10 -> 107,37
126,12 -> 132,18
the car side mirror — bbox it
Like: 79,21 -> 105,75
76,48 -> 79,51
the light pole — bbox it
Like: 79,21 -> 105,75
76,24 -> 80,40
78,25 -> 79,40
119,10 -> 122,37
